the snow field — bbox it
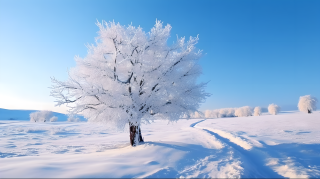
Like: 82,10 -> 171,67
1,111 -> 320,178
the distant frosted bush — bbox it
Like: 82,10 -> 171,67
30,111 -> 57,122
194,111 -> 202,118
219,108 -> 236,118
218,109 -> 227,117
204,109 -> 219,118
254,107 -> 262,116
268,104 -> 280,115
180,113 -> 190,119
67,116 -> 80,122
180,112 -> 202,119
50,116 -> 58,122
211,110 -> 220,118
235,106 -> 252,117
188,113 -> 195,118
298,95 -> 318,113
205,106 -> 256,118
205,110 -> 211,118
204,108 -> 236,118
190,111 -> 204,119
209,109 -> 220,118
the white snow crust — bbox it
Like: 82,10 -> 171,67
1,111 -> 320,178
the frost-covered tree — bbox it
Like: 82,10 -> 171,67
211,109 -> 220,118
193,111 -> 200,118
50,116 -> 58,122
253,106 -> 262,116
30,111 -> 57,122
67,116 -> 80,122
298,95 -> 318,113
234,106 -> 252,117
50,20 -> 208,146
219,108 -> 236,118
192,111 -> 204,118
205,109 -> 219,118
205,108 -> 236,118
268,104 -> 280,115
205,110 -> 212,118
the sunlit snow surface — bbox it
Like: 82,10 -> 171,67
1,111 -> 320,178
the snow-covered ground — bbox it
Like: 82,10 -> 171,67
1,111 -> 320,178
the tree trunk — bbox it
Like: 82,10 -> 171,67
129,123 -> 144,146
308,109 -> 312,114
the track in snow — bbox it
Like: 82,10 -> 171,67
189,119 -> 308,178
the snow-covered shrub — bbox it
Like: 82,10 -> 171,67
180,113 -> 191,119
194,111 -> 203,118
30,111 -> 57,122
180,113 -> 187,118
50,116 -> 58,122
211,110 -> 220,118
234,106 -> 252,117
254,106 -> 262,116
205,110 -> 211,118
206,109 -> 220,118
298,95 -> 318,113
219,108 -> 236,118
204,108 -> 236,118
190,111 -> 204,118
67,116 -> 80,122
268,104 -> 280,115
227,108 -> 236,117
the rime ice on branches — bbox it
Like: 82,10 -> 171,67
50,20 -> 209,146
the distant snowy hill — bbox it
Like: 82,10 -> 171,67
0,108 -> 86,121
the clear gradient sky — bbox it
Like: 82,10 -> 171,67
0,0 -> 319,113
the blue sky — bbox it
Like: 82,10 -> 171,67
0,0 -> 319,113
